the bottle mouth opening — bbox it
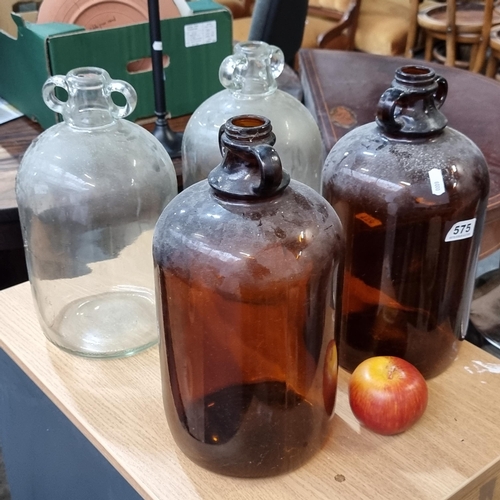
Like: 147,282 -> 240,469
232,116 -> 266,128
395,65 -> 436,85
234,40 -> 269,54
224,115 -> 272,141
67,67 -> 110,90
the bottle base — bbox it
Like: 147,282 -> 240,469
45,288 -> 158,358
166,381 -> 328,478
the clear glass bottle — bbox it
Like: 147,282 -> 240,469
181,41 -> 324,192
322,65 -> 490,379
16,67 -> 177,358
154,115 -> 343,477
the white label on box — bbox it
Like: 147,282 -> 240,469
445,218 -> 476,242
184,20 -> 217,48
429,168 -> 445,195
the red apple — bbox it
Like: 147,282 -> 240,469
348,356 -> 428,435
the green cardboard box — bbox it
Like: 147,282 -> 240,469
0,0 -> 233,129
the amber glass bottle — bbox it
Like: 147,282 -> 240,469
153,115 -> 343,477
322,66 -> 490,379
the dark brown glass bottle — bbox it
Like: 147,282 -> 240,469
153,115 -> 343,477
322,65 -> 490,379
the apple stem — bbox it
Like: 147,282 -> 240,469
388,365 -> 396,380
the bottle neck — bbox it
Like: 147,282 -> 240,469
42,67 -> 137,129
64,87 -> 115,129
230,57 -> 278,98
208,115 -> 290,199
220,41 -> 284,99
376,65 -> 448,138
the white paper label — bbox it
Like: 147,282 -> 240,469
184,20 -> 217,48
445,218 -> 476,242
429,168 -> 445,195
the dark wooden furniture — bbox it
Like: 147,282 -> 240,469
298,48 -> 500,259
406,0 -> 500,71
303,0 -> 361,51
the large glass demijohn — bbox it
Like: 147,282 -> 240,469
16,67 -> 178,357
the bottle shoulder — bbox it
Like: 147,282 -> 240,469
322,123 -> 490,212
187,89 -> 317,130
323,124 -> 489,185
153,180 -> 343,267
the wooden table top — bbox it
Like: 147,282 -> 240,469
1,281 -> 500,499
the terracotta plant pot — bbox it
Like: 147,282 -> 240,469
37,0 -> 180,30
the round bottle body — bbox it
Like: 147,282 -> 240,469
16,68 -> 177,357
153,179 -> 343,476
323,122 -> 489,378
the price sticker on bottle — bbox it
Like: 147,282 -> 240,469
355,212 -> 382,228
429,168 -> 445,196
445,218 -> 476,242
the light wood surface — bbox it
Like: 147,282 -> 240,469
1,282 -> 500,499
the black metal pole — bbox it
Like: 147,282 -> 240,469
147,0 -> 183,158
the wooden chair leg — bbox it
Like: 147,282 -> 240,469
445,30 -> 456,66
472,0 -> 495,73
469,44 -> 479,71
405,0 -> 420,58
486,54 -> 498,78
445,0 -> 457,66
405,27 -> 418,58
472,42 -> 487,72
424,34 -> 434,61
